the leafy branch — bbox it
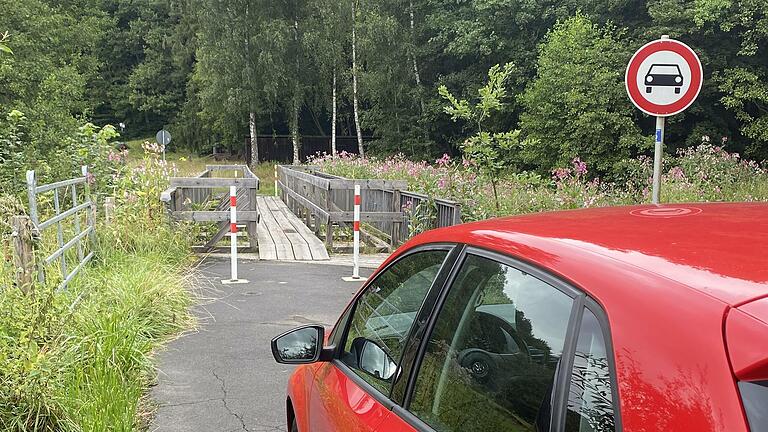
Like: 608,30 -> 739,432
0,31 -> 12,55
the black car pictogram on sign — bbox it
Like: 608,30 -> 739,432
645,64 -> 683,94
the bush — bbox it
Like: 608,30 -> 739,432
518,15 -> 649,175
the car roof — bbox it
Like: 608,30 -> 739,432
408,203 -> 768,306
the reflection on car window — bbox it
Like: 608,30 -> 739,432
565,308 -> 616,432
342,251 -> 447,395
409,254 -> 574,431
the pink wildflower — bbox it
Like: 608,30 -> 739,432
107,151 -> 122,163
552,167 -> 571,181
669,166 -> 685,180
572,157 -> 588,176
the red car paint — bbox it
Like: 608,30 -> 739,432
284,203 -> 768,431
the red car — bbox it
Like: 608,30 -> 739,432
271,203 -> 768,432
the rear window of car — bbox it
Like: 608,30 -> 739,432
739,381 -> 768,430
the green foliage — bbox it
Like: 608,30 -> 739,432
0,145 -> 194,431
718,67 -> 768,161
440,64 -> 526,209
519,15 -> 649,176
0,31 -> 11,55
312,144 -> 768,222
0,0 -> 108,151
0,110 -> 120,199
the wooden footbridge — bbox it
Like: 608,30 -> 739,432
160,165 -> 328,261
161,164 -> 463,261
255,196 -> 328,260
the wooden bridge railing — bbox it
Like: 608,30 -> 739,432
276,165 -> 462,250
161,164 -> 260,250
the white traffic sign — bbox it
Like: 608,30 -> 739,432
625,36 -> 703,205
625,38 -> 703,117
155,129 -> 172,146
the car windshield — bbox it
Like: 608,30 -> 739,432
648,64 -> 681,75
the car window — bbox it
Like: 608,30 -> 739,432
565,308 -> 616,432
739,381 -> 768,431
408,254 -> 574,431
342,250 -> 448,395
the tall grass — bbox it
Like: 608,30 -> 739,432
0,170 -> 195,431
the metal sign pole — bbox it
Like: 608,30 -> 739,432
652,116 -> 665,204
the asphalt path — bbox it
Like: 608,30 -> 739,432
150,257 -> 375,432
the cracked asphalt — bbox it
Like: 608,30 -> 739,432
150,257 -> 375,432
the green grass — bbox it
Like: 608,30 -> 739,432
0,208 -> 194,431
252,162 -> 278,196
123,136 -> 153,150
121,142 -> 279,194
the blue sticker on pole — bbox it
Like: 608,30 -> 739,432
655,129 -> 662,142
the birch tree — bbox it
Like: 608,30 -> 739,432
351,0 -> 364,157
303,0 -> 346,157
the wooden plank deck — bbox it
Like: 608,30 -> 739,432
256,196 -> 329,261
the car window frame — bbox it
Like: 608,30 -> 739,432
328,243 -> 462,410
564,296 -> 624,432
390,246 -> 623,432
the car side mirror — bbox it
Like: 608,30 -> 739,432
271,325 -> 333,364
353,337 -> 398,381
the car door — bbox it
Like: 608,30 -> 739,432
380,249 -> 620,432
308,247 -> 454,431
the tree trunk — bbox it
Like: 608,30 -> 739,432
351,0 -> 364,157
249,111 -> 258,166
332,69 -> 337,157
291,99 -> 299,164
292,17 -> 301,165
409,0 -> 424,114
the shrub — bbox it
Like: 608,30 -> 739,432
519,15 -> 649,175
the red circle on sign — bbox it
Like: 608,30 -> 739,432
625,39 -> 703,116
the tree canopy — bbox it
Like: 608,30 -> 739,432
1,0 -> 766,175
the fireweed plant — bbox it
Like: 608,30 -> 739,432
309,138 -> 768,223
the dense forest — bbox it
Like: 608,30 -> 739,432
1,0 -> 767,177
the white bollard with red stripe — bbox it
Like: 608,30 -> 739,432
343,185 -> 367,282
353,184 -> 361,278
222,185 -> 249,284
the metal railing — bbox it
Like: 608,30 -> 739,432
26,166 -> 97,290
